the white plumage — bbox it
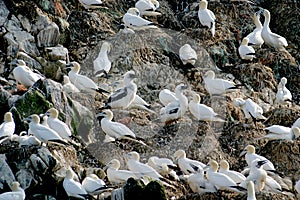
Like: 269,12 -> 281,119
189,93 -> 224,122
78,0 -> 102,9
62,75 -> 80,94
82,174 -> 112,195
12,60 -> 42,88
246,181 -> 257,200
233,98 -> 266,122
123,8 -> 157,30
198,0 -> 216,37
63,169 -> 88,199
203,70 -> 238,95
135,0 -> 161,16
179,44 -> 197,65
147,156 -> 179,180
187,171 -> 217,194
246,12 -> 264,48
295,179 -> 300,196
261,9 -> 288,50
173,149 -> 205,175
159,89 -> 177,106
243,159 -> 267,192
238,37 -> 256,61
0,112 -> 15,138
218,160 -> 246,184
0,182 -> 25,200
275,77 -> 292,105
262,125 -> 300,140
45,108 -> 72,141
93,42 -> 111,77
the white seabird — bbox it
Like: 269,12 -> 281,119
13,132 -> 41,147
159,84 -> 188,123
203,70 -> 239,95
243,159 -> 267,192
198,0 -> 217,37
246,181 -> 257,200
93,42 -> 111,77
264,175 -> 282,193
246,12 -> 264,48
262,125 -> 300,140
186,170 -> 217,194
173,149 -> 206,175
125,151 -> 163,180
82,174 -> 113,196
147,156 -> 179,180
204,160 -> 244,192
12,60 -> 42,88
159,88 -> 177,106
62,75 -> 80,94
0,181 -> 25,200
240,145 -> 276,172
45,108 -> 72,141
189,93 -> 225,122
63,169 -> 88,199
218,160 -> 246,184
122,8 -> 157,30
0,112 -> 15,138
104,71 -> 137,109
179,44 -> 197,66
67,61 -> 108,94
261,9 -> 288,51
78,0 -> 102,9
233,98 -> 266,123
104,159 -> 138,185
238,37 -> 256,61
295,179 -> 300,196
25,114 -> 67,145
292,118 -> 300,129
135,0 -> 161,16
96,109 -> 136,141
275,77 -> 292,106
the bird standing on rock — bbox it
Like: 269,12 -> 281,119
198,0 -> 217,37
0,112 -> 15,138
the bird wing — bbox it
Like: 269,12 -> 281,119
264,125 -> 290,134
109,121 -> 135,138
179,46 -> 197,61
135,0 -> 155,11
159,89 -> 177,106
207,172 -> 236,187
245,99 -> 263,117
107,87 -> 128,104
63,179 -> 87,197
123,13 -> 155,27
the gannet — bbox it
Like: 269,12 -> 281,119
246,12 -> 264,48
45,108 -> 72,141
104,159 -> 138,185
292,118 -> 300,129
125,151 -> 163,180
262,125 -> 300,140
12,60 -> 42,88
275,77 -> 292,106
233,98 -> 266,123
204,160 -> 245,192
198,0 -> 217,37
25,114 -> 67,145
189,93 -> 225,122
264,175 -> 282,193
246,181 -> 256,200
93,42 -> 111,77
179,44 -> 197,66
240,145 -> 276,172
219,160 -> 246,184
203,70 -> 239,95
12,132 -> 41,147
173,149 -> 206,175
238,37 -> 256,61
159,84 -> 188,123
135,0 -> 161,16
186,170 -> 217,194
103,71 -> 137,109
78,0 -> 102,10
82,174 -> 113,195
244,159 -> 267,191
0,181 -> 25,200
67,61 -> 108,94
147,156 -> 179,180
261,9 -> 288,50
159,88 -> 177,106
96,109 -> 136,141
0,112 -> 15,138
63,169 -> 88,199
62,75 -> 80,94
122,8 -> 157,30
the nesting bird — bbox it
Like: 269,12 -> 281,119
122,8 -> 157,30
275,77 -> 292,106
218,160 -> 246,184
135,0 -> 161,16
67,61 -> 108,94
93,41 -> 111,77
189,93 -> 225,122
246,12 -> 264,48
262,125 -> 300,140
78,0 -> 102,10
244,159 -> 268,192
198,0 -> 217,37
63,169 -> 88,199
238,37 -> 256,61
0,112 -> 15,138
62,75 -> 80,94
186,170 -> 217,194
261,9 -> 288,51
147,156 -> 179,180
179,44 -> 197,66
12,60 -> 42,88
82,174 -> 113,196
159,88 -> 177,106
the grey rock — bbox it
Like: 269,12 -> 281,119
5,15 -> 22,32
44,45 -> 69,61
17,14 -> 31,32
0,154 -> 16,190
37,22 -> 60,48
17,51 -> 43,71
37,147 -> 57,170
3,32 -> 18,46
0,0 -> 9,26
16,169 -> 37,190
29,153 -> 48,174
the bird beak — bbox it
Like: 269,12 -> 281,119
203,164 -> 210,171
257,160 -> 267,167
10,60 -> 18,65
117,24 -> 126,30
248,42 -> 256,46
23,116 -> 32,123
239,150 -> 247,157
259,8 -> 264,15
182,85 -> 188,90
95,112 -> 106,118
103,165 -> 109,171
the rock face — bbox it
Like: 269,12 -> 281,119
0,0 -> 299,199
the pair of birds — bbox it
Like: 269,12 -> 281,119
63,169 -> 113,199
239,8 -> 288,61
